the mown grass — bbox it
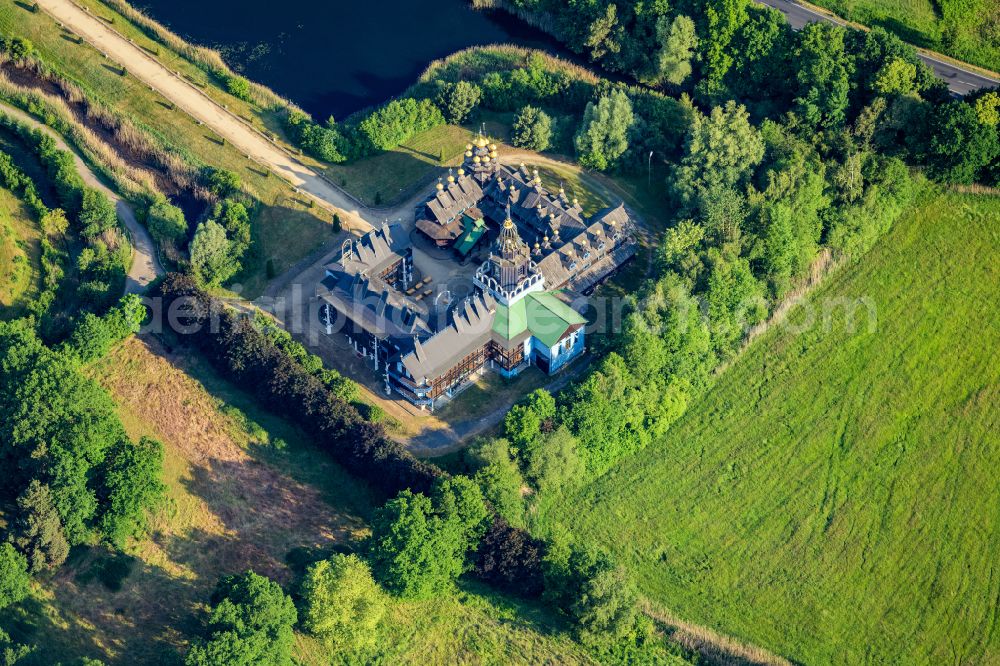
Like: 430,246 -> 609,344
538,189 -> 1000,664
0,185 -> 40,316
0,0 -> 333,297
811,0 -> 1000,72
323,123 -> 474,208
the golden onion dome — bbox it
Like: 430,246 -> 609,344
543,235 -> 549,243
504,217 -> 514,228
489,150 -> 498,159
483,156 -> 491,163
447,175 -> 455,183
465,143 -> 473,150
457,168 -> 465,176
489,143 -> 497,151
465,150 -> 473,158
534,242 -> 540,249
436,182 -> 444,190
572,197 -> 579,206
473,156 -> 481,164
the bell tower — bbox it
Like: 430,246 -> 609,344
474,207 -> 545,305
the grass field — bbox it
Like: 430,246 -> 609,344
811,0 -> 1000,72
324,123 -> 474,208
0,0 -> 334,297
0,335 -> 616,664
538,189 -> 1000,664
0,185 -> 40,316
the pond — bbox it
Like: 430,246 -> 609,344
133,0 -> 563,120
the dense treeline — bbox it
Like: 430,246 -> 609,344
486,0 -> 999,184
0,300 -> 164,661
155,273 -> 442,496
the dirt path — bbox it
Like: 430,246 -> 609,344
34,0 -> 378,233
0,100 -> 162,293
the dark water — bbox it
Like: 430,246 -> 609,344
134,0 -> 561,120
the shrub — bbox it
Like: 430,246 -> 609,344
147,200 -> 187,242
79,189 -> 118,238
185,571 -> 297,666
0,544 -> 30,610
356,98 -> 445,152
95,437 -> 165,548
298,554 -> 385,649
226,75 -> 252,101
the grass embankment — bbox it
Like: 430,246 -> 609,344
810,0 -> 1000,72
0,0 -> 334,297
538,190 -> 1000,664
0,185 -> 40,314
1,335 -> 606,664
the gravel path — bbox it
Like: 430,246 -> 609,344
0,100 -> 162,293
34,0 -> 377,233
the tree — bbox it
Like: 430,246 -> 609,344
511,105 -> 553,151
185,571 -> 297,666
214,200 -> 251,257
226,75 -> 252,101
975,92 -> 1000,127
298,554 -> 385,649
524,425 -> 584,493
0,544 -> 29,610
872,57 -> 917,96
574,90 -> 634,170
472,440 -> 525,526
705,247 -> 767,358
432,476 -> 489,557
583,3 -> 622,61
544,544 -> 638,643
699,0 -> 749,92
147,200 -> 188,242
925,100 -> 999,184
656,15 -> 698,85
10,481 -> 70,574
79,188 -> 117,238
96,437 -> 165,548
503,388 -> 556,451
793,23 -> 854,130
190,220 -> 239,286
474,516 -> 544,596
671,100 -> 764,209
435,81 -> 482,124
366,490 -> 463,599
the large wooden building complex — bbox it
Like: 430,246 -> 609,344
317,136 -> 637,410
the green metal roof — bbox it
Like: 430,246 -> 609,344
492,292 -> 585,348
454,215 -> 487,257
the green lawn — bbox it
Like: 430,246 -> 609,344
0,185 -> 40,317
810,0 -> 1000,72
538,189 -> 1000,664
324,123 -> 474,207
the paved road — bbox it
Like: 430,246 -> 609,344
0,101 -> 162,293
35,0 -> 376,233
756,0 -> 1000,95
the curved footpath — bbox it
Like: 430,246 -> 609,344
34,0 -> 377,232
0,101 -> 162,294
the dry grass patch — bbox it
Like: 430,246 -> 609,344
3,335 -> 372,664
